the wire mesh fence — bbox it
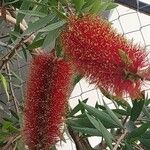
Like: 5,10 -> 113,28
0,1 -> 150,149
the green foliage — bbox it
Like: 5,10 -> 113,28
130,99 -> 145,121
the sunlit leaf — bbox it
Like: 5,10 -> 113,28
0,74 -> 9,100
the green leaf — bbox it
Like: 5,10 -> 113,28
73,0 -> 85,12
126,120 -> 136,133
0,131 -> 10,141
23,14 -> 55,35
105,2 -> 118,10
104,102 -> 123,128
86,114 -> 113,150
21,47 -> 28,61
73,74 -> 83,86
127,122 -> 150,142
90,1 -> 108,14
52,7 -> 67,20
82,0 -> 95,12
16,1 -> 30,24
2,121 -> 19,134
9,109 -> 19,120
80,101 -> 119,128
142,106 -> 150,119
17,10 -> 47,17
140,138 -> 150,149
42,29 -> 60,49
112,109 -> 128,116
27,39 -> 44,50
141,130 -> 150,139
72,126 -> 102,136
11,71 -> 24,82
0,74 -> 9,100
130,100 -> 145,122
67,117 -> 94,128
69,99 -> 88,116
4,0 -> 20,5
122,142 -> 134,150
38,20 -> 66,32
140,130 -> 150,148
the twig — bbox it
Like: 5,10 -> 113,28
67,126 -> 93,150
0,34 -> 34,71
0,34 -> 9,39
0,41 -> 13,49
2,135 -> 21,150
0,9 -> 41,70
13,142 -> 17,150
0,11 -> 27,31
0,10 -> 36,43
6,63 -> 20,114
113,130 -> 128,150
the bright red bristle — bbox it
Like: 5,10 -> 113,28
23,53 -> 73,149
61,15 -> 149,100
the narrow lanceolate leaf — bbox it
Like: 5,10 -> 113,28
11,71 -> 24,82
104,102 -> 123,128
90,1 -> 108,14
23,14 -> 55,35
38,20 -> 66,32
0,74 -> 9,100
86,114 -> 113,150
42,29 -> 60,49
130,99 -> 145,122
17,10 -> 47,17
73,0 -> 85,12
71,126 -> 102,136
51,7 -> 67,20
9,109 -> 19,120
16,1 -> 30,24
140,138 -> 150,149
80,101 -> 118,127
127,122 -> 150,142
69,99 -> 88,116
106,2 -> 118,10
27,39 -> 44,50
67,117 -> 94,128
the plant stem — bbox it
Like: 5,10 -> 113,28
113,130 -> 128,150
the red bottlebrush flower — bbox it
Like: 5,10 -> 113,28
61,15 -> 149,99
23,53 -> 73,150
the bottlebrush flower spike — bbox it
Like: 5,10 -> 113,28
61,15 -> 149,99
23,53 -> 73,150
